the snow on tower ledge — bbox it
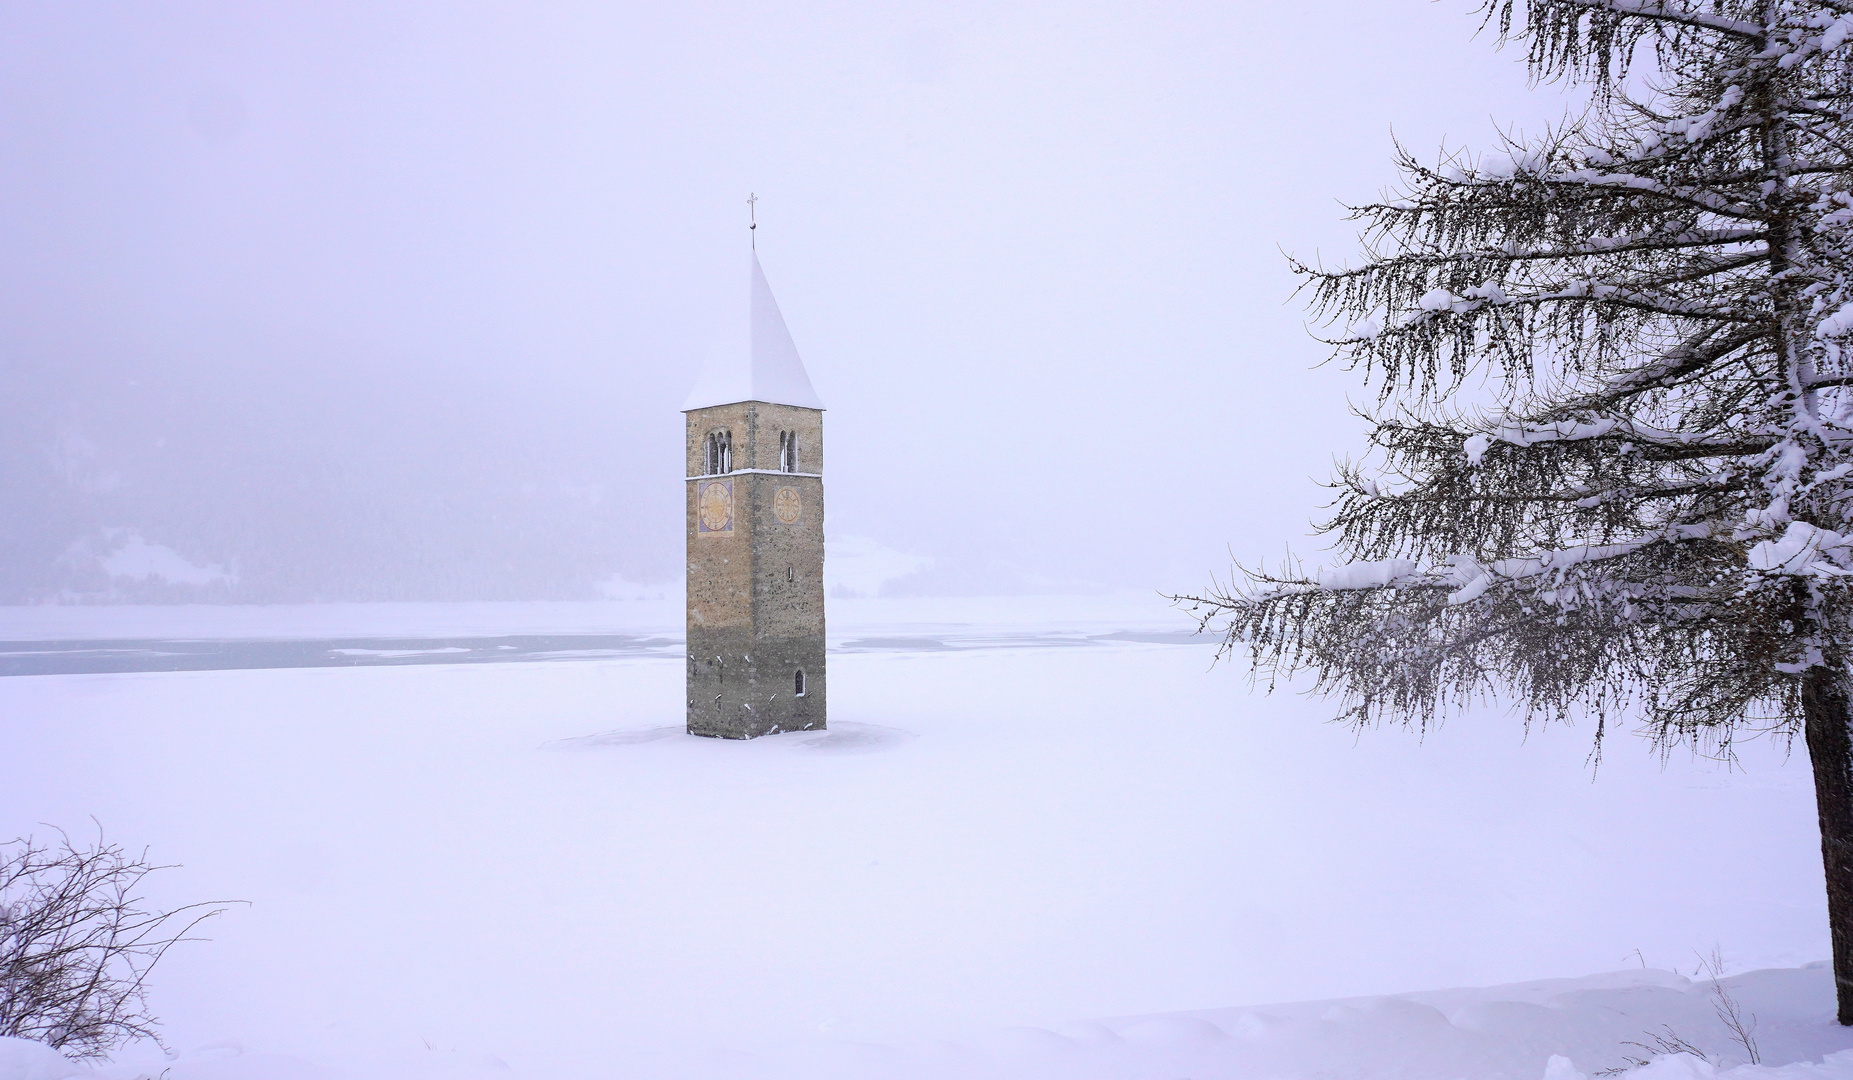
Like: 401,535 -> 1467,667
682,252 -> 825,412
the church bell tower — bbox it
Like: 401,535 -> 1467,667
683,251 -> 826,738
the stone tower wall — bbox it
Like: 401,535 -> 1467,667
685,402 -> 824,476
685,401 -> 826,738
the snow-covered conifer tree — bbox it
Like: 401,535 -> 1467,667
1180,0 -> 1853,1020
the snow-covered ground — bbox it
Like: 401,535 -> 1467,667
5,968 -> 1852,1079
0,596 -> 1846,1079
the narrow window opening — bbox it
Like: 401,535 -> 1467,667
704,430 -> 733,474
787,565 -> 794,582
794,669 -> 806,697
779,431 -> 798,473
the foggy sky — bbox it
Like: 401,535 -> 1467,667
0,2 -> 1576,604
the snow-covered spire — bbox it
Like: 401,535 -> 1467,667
682,252 -> 825,412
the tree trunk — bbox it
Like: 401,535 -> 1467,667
1803,666 -> 1853,1025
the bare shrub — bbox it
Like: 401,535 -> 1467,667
1595,1027 -> 1711,1076
1697,947 -> 1760,1066
0,827 -> 236,1058
1593,949 -> 1761,1075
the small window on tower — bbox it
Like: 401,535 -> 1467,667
779,431 -> 798,473
705,430 -> 733,474
794,669 -> 806,697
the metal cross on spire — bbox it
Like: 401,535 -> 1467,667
746,192 -> 758,250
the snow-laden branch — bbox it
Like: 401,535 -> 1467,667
1328,226 -> 1768,270
1348,276 -> 1766,343
1539,169 -> 1763,218
1313,559 -> 1423,591
1747,519 -> 1853,573
1282,534 -> 1700,606
1461,417 -> 1760,461
1547,0 -> 1768,40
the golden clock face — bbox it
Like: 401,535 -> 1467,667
773,486 -> 802,524
697,481 -> 733,533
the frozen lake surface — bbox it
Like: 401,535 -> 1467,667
0,634 -> 681,676
0,597 -> 1198,675
0,596 -> 1843,1078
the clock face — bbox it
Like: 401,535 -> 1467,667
697,481 -> 733,534
773,486 -> 802,524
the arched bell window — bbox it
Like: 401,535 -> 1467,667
705,430 -> 733,475
778,431 -> 798,473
